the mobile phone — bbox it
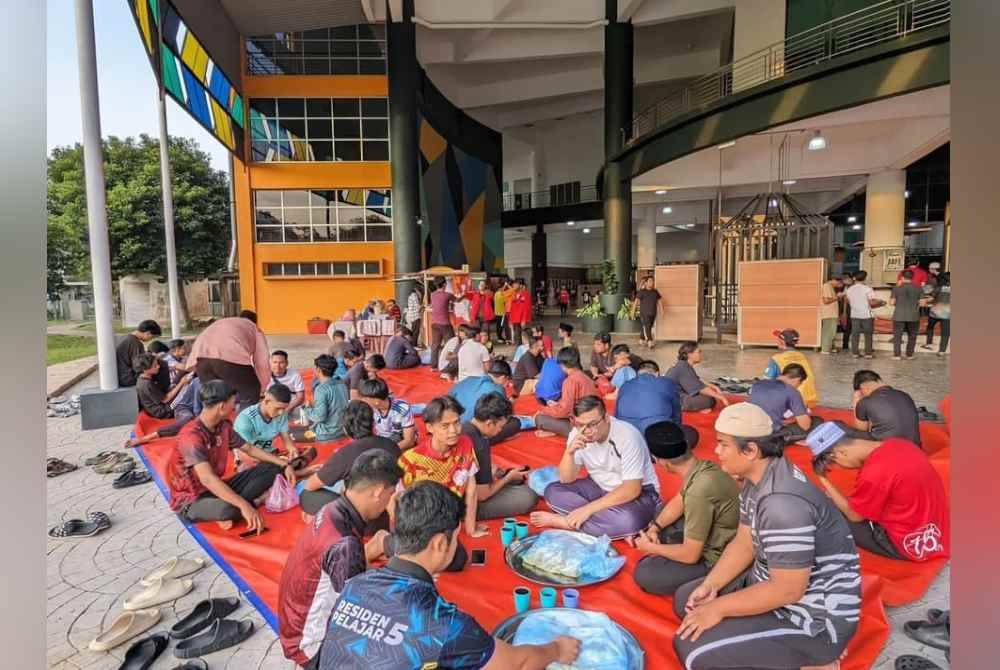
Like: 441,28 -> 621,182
239,527 -> 269,538
469,549 -> 487,567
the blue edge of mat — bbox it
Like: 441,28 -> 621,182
135,445 -> 279,632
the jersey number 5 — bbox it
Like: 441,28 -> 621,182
384,622 -> 409,646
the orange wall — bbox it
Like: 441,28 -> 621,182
234,73 -> 397,334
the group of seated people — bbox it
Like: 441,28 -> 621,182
122,312 -> 948,670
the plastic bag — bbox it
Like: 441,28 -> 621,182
528,466 -> 560,497
265,474 -> 300,513
512,609 -> 639,670
519,530 -> 625,581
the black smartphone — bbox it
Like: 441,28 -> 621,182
469,549 -> 487,567
239,527 -> 269,538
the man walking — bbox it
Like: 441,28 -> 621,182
428,278 -> 455,369
845,271 -> 885,359
891,269 -> 924,360
636,276 -> 663,350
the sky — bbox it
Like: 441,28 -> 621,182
47,0 -> 231,172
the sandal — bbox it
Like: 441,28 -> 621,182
170,661 -> 208,670
47,458 -> 78,478
141,556 -> 206,586
85,451 -> 117,466
113,470 -> 153,489
903,618 -> 950,651
49,516 -> 110,539
169,596 -> 240,639
95,454 -> 136,475
118,632 -> 169,670
926,608 -> 949,625
894,656 -> 943,670
288,447 -> 318,471
89,609 -> 161,651
124,577 -> 195,611
173,618 -> 254,658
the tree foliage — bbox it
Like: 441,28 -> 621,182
46,135 -> 230,297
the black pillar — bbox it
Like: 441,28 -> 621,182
387,0 -> 421,305
532,222 -> 548,292
603,0 -> 633,320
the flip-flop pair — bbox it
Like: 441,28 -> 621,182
93,452 -> 136,475
895,656 -> 944,670
48,512 -> 110,538
904,609 -> 949,650
47,457 -> 78,478
113,470 -> 153,489
115,634 -> 210,669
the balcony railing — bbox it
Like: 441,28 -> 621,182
502,184 -> 600,211
628,0 -> 950,143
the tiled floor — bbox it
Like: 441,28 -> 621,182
47,326 -> 950,668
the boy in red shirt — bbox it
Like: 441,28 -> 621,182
806,421 -> 948,561
507,278 -> 532,346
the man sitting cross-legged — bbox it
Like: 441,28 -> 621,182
666,342 -> 730,413
296,355 -> 349,442
672,403 -> 859,670
512,336 -> 546,398
383,325 -> 421,370
390,396 -> 490,572
134,352 -> 195,420
614,360 -> 700,450
603,344 -> 638,400
748,363 -> 822,445
317,481 -> 580,670
807,421 -> 949,562
462,392 -> 539,520
268,349 -> 305,416
449,359 -> 521,444
534,347 -> 598,437
763,328 -> 820,407
358,377 -> 417,450
234,384 -> 300,477
125,355 -> 199,448
278,449 -> 401,669
166,380 -> 297,531
531,396 -> 661,539
299,400 -> 402,517
631,421 -> 739,596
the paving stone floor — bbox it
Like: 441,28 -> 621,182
46,330 -> 950,669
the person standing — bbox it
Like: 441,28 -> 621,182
922,271 -> 951,355
508,278 -> 532,346
845,270 -> 885,359
475,281 -> 495,337
428,278 -> 455,369
404,286 -> 423,347
558,285 -> 570,318
840,273 -> 855,352
636,276 -> 663,350
494,278 -> 511,343
115,319 -> 163,387
891,270 -> 924,360
187,311 -> 271,410
819,276 -> 843,354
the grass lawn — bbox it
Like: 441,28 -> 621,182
74,320 -> 132,334
47,335 -> 97,366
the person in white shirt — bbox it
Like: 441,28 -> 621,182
457,326 -> 491,381
267,350 -> 305,415
845,270 -> 885,359
530,396 -> 661,538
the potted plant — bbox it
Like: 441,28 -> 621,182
306,316 -> 331,334
598,259 -> 623,315
576,296 -> 614,334
614,297 -> 642,334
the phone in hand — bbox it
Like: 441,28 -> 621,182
239,526 -> 269,538
469,549 -> 487,567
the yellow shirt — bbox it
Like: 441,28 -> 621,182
497,287 -> 515,314
821,281 -> 839,320
771,350 -> 819,406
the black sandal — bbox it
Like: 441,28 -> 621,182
117,632 -> 169,670
113,470 -> 153,489
903,618 -> 950,651
288,447 -> 318,471
173,618 -> 254,658
895,655 -> 944,670
170,597 -> 241,639
170,661 -> 208,670
49,515 -> 110,539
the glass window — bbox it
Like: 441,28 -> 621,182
306,98 -> 332,117
358,59 -> 386,75
307,118 -> 333,139
332,59 -> 359,74
334,119 -> 361,138
333,98 -> 360,117
256,227 -> 283,243
362,119 -> 388,139
362,141 -> 389,162
366,226 -> 392,242
316,262 -> 332,275
282,263 -> 300,275
277,99 -> 305,117
361,98 -> 388,117
304,58 -> 330,75
253,189 -> 392,244
339,224 -> 365,242
249,25 -> 387,75
364,261 -> 382,275
335,141 -> 362,161
299,263 -> 317,275
282,191 -> 310,207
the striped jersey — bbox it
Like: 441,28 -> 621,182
740,457 -> 861,646
398,435 -> 479,497
372,397 -> 415,441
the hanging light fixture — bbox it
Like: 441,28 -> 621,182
807,130 -> 827,151
851,224 -> 862,230
655,189 -> 667,195
782,179 -> 797,185
566,221 -> 575,226
582,228 -> 591,234
662,206 -> 672,214
847,215 -> 857,223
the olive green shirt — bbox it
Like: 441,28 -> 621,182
681,459 -> 740,566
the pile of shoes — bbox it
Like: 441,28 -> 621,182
48,511 -> 111,539
88,556 -> 255,668
47,395 -> 81,418
895,607 -> 950,669
714,376 -> 755,394
86,451 -> 137,475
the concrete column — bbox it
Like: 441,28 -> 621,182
733,0 -> 786,92
156,90 -> 182,338
604,0 -> 634,312
637,215 -> 656,269
387,0 -> 421,304
74,0 -> 117,391
862,170 -> 906,284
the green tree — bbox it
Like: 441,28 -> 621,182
47,135 -> 231,323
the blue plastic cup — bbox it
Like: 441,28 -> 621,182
515,522 -> 529,539
501,526 -> 515,547
503,517 -> 517,529
514,587 -> 531,613
540,587 -> 557,608
562,588 -> 580,609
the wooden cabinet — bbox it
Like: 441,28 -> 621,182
653,264 -> 703,342
738,258 -> 826,348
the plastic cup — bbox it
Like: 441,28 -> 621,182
514,587 -> 531,613
515,522 -> 529,539
540,587 -> 558,608
501,526 -> 515,547
503,517 -> 517,529
562,588 -> 580,608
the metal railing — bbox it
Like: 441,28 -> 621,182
502,184 -> 600,211
628,0 -> 950,143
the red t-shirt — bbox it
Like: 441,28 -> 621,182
398,435 -> 479,497
559,290 -> 570,304
541,334 -> 554,357
430,290 -> 454,325
897,265 -> 929,287
508,289 -> 532,324
848,438 -> 949,561
167,418 -> 244,511
479,290 -> 495,321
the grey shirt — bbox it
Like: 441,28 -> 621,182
665,360 -> 705,399
741,458 -> 861,644
855,386 -> 922,446
891,284 -> 923,322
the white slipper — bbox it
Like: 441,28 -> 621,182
140,556 -> 205,586
88,608 -> 161,651
124,577 -> 194,611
